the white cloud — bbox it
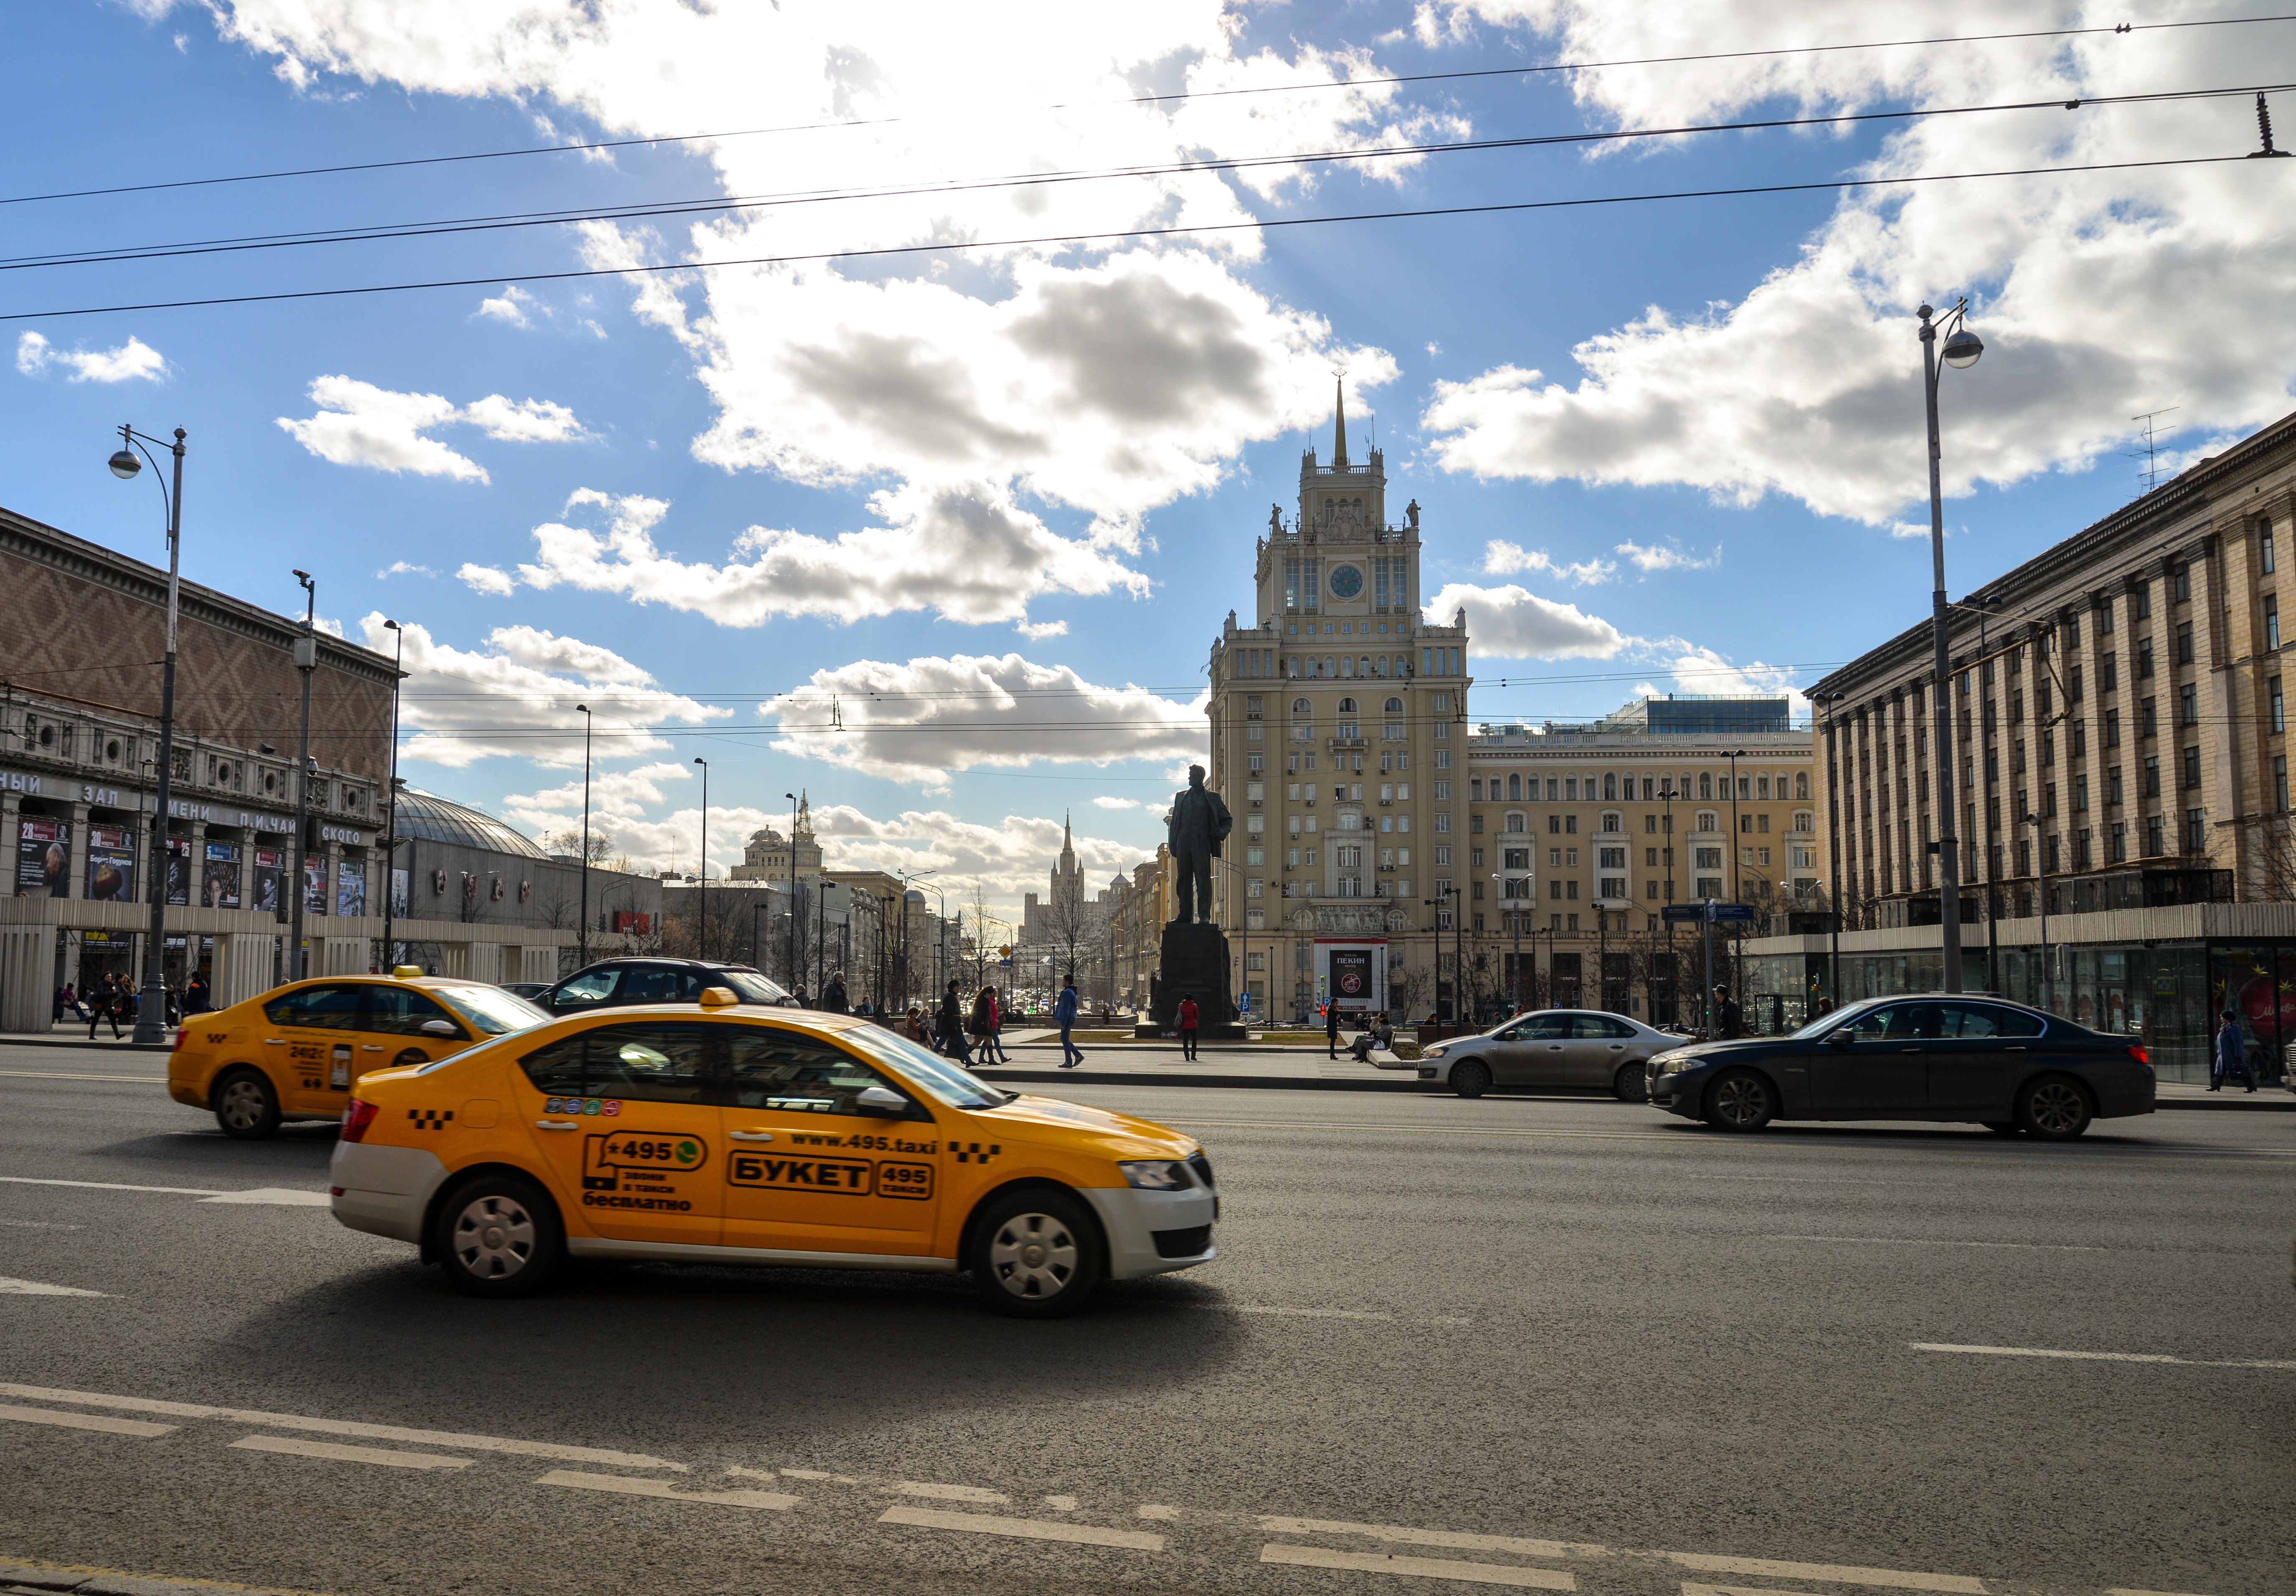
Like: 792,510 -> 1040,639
1416,2 -> 2296,526
1016,620 -> 1069,640
457,563 -> 515,596
276,376 -> 589,481
1423,582 -> 1624,660
360,614 -> 726,769
1481,539 -> 1615,585
1092,795 -> 1141,809
375,560 -> 434,579
1615,540 -> 1720,573
16,331 -> 168,383
766,652 -> 1204,791
474,285 -> 543,326
1652,641 -> 1809,721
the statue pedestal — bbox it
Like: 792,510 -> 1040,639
1134,920 -> 1246,1040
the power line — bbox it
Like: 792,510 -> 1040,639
4,151 -> 2276,324
9,12 -> 2288,209
8,83 -> 2272,277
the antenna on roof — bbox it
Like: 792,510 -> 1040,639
2129,406 -> 2181,496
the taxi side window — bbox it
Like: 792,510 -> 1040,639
262,984 -> 367,1030
725,1028 -> 905,1115
555,968 -> 620,1007
516,1023 -> 716,1104
369,987 -> 457,1037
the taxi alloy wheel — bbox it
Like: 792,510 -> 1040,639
977,1190 -> 1103,1319
438,1176 -> 564,1299
212,1069 -> 281,1141
2016,1076 -> 2093,1142
1703,1068 -> 1774,1132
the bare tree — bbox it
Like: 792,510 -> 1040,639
1038,880 -> 1099,992
543,827 -> 617,864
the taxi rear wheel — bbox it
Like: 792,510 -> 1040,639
212,1069 -> 281,1141
974,1189 -> 1104,1319
436,1175 -> 565,1299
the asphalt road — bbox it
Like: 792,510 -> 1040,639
0,1045 -> 2288,1596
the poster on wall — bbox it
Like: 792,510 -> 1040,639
389,868 -> 408,918
203,842 -> 241,909
249,848 -> 283,915
17,819 -> 69,897
303,854 -> 327,915
336,860 -> 366,917
165,837 -> 193,906
1329,948 -> 1373,1010
85,827 -> 136,901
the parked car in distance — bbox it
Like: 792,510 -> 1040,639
1646,995 -> 2156,1139
1416,1010 -> 1681,1100
536,959 -> 798,1016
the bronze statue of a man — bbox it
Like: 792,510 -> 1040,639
1167,764 -> 1233,925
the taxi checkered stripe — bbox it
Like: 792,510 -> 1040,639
406,1109 -> 454,1130
952,1142 -> 1001,1165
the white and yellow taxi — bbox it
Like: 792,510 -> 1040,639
329,990 -> 1218,1317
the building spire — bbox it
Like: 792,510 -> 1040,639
1331,376 -> 1349,467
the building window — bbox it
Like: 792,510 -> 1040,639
2068,663 -> 2083,703
2097,596 -> 2115,634
2270,595 -> 2282,652
2108,765 -> 2123,806
2140,697 -> 2157,737
2073,775 -> 2089,812
2173,562 -> 2191,603
2177,621 -> 2195,663
2137,637 -> 2154,679
2101,652 -> 2118,692
2274,678 -> 2286,734
2144,755 -> 2160,797
2278,756 -> 2290,813
2183,746 -> 2202,789
2104,708 -> 2120,748
2071,719 -> 2086,757
2145,814 -> 2164,856
2265,521 -> 2278,574
2109,821 -> 2126,863
2185,807 -> 2206,854
2134,579 -> 2152,618
2180,684 -> 2198,726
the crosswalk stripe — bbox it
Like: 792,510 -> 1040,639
1260,1517 -> 1600,1558
878,1504 -> 1166,1550
232,1435 -> 471,1471
1262,1544 -> 1575,1587
1668,1553 -> 1986,1592
0,1277 -> 107,1296
537,1469 -> 797,1508
0,1403 -> 172,1436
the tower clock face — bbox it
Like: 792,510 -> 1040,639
1328,564 -> 1365,600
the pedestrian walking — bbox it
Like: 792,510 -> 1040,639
1055,978 -> 1083,1068
2211,1007 -> 2259,1092
984,985 -> 1010,1063
185,972 -> 210,1016
792,986 -> 809,1009
1177,994 -> 1200,1061
967,985 -> 997,1066
1713,984 -> 1744,1040
821,972 -> 849,1014
938,980 -> 974,1066
1325,1002 -> 1341,1059
87,974 -> 123,1041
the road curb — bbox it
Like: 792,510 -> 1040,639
0,1035 -> 173,1055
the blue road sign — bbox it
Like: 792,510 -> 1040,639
1661,904 -> 1705,924
1707,903 -> 1758,923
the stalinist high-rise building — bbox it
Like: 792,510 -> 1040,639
1203,385 -> 1471,1022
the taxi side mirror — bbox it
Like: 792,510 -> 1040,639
855,1085 -> 909,1117
420,1018 -> 460,1037
1826,1028 -> 1855,1048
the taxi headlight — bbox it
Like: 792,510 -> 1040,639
1120,1160 -> 1193,1190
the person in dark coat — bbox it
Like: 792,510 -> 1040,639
938,981 -> 974,1066
1713,985 -> 1744,1040
87,974 -> 124,1041
2212,1008 -> 2258,1092
1325,1002 -> 1341,1059
821,973 -> 849,1014
1055,979 -> 1083,1068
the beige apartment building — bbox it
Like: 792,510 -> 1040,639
1745,407 -> 2296,1083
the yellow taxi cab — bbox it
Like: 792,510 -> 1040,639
328,990 -> 1218,1317
169,967 -> 549,1141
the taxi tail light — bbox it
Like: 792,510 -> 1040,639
171,1026 -> 187,1052
2126,1043 -> 2150,1066
340,1099 -> 380,1143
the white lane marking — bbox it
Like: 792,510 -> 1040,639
196,1188 -> 332,1207
232,1435 -> 471,1471
538,1469 -> 797,1509
2106,1588 -> 2225,1595
0,1277 -> 107,1297
0,1070 -> 163,1082
0,1383 -> 685,1470
1137,1505 -> 1180,1520
1765,1235 -> 2107,1252
894,1480 -> 1008,1504
1262,1544 -> 1575,1587
878,1504 -> 1166,1550
0,1403 -> 173,1437
0,1176 -> 229,1196
735,1465 -> 856,1484
1043,1495 -> 1079,1511
1913,1342 -> 2296,1371
1668,1553 -> 1986,1593
0,1218 -> 83,1229
1261,1518 -> 1602,1559
1236,1305 -> 1393,1321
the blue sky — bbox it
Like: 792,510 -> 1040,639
5,1 -> 2291,912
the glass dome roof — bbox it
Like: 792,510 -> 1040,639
391,789 -> 556,862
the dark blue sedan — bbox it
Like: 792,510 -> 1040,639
1646,995 -> 2156,1140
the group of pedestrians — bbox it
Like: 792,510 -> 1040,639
56,971 -> 212,1039
903,979 -> 1019,1069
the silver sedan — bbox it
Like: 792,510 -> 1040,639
1415,1010 -> 1687,1100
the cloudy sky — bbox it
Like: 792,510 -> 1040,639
7,1 -> 2292,913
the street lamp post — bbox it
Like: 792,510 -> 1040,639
574,704 -> 592,968
1919,298 -> 1986,992
287,571 -> 317,984
105,424 -> 186,1043
380,619 -> 405,971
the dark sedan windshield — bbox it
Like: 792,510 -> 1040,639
1788,999 -> 1887,1040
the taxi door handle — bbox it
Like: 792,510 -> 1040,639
534,1119 -> 580,1131
360,1045 -> 385,1052
264,1038 -> 286,1045
728,1130 -> 776,1142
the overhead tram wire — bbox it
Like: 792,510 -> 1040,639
7,10 -> 2292,209
5,81 -> 2282,277
4,146 -> 2278,325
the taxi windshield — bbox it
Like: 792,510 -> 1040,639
837,1023 -> 1013,1109
435,984 -> 551,1036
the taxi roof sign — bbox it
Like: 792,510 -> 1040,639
699,986 -> 741,1007
391,964 -> 425,979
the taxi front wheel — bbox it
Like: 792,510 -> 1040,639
973,1189 -> 1104,1319
436,1175 -> 565,1299
212,1068 -> 281,1141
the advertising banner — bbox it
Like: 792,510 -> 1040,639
389,868 -> 408,918
302,854 -> 327,915
249,848 -> 283,916
1314,939 -> 1388,1016
17,819 -> 69,897
203,842 -> 241,909
336,860 -> 367,918
85,827 -> 136,902
613,911 -> 652,934
1329,948 -> 1373,1007
165,837 -> 193,906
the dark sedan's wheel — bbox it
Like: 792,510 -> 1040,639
1703,1069 -> 1775,1132
1613,1061 -> 1649,1101
1451,1060 -> 1491,1099
436,1176 -> 564,1298
2015,1076 -> 2093,1141
1980,1120 -> 2022,1136
212,1068 -> 281,1140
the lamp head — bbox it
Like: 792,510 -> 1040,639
293,569 -> 313,591
1942,327 -> 1984,369
575,703 -> 588,715
693,757 -> 705,768
107,448 -> 141,481
383,618 -> 399,632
